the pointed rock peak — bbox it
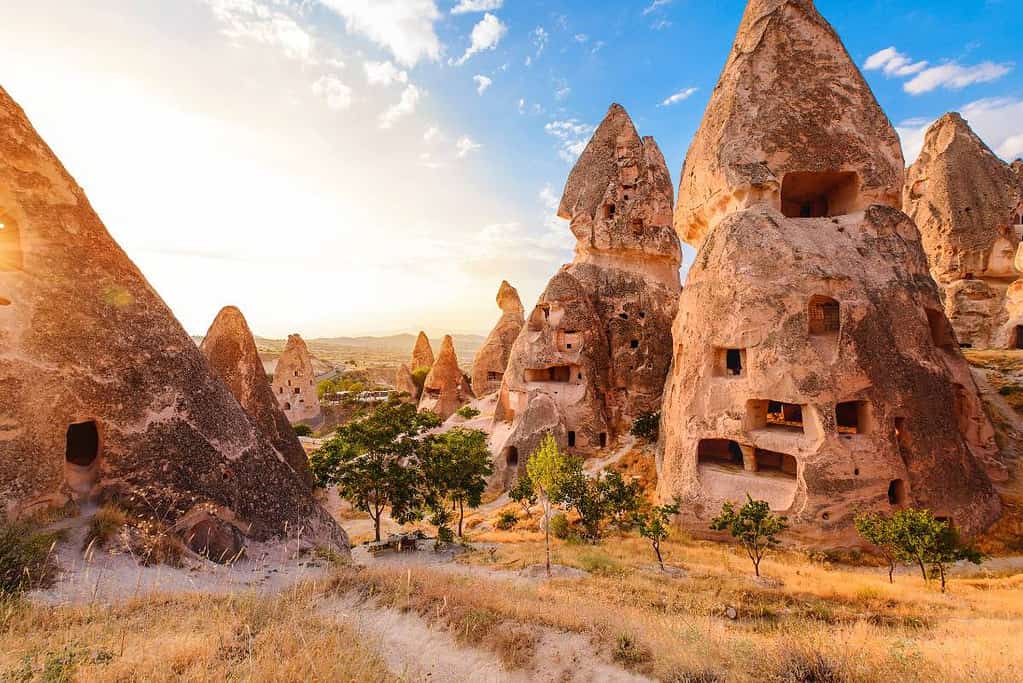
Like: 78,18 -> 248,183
436,335 -> 457,363
497,280 -> 524,316
920,112 -> 1000,161
412,331 -> 435,371
283,334 -> 309,353
675,0 -> 904,246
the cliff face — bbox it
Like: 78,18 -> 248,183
658,0 -> 1001,544
0,86 -> 346,554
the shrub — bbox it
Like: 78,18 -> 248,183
0,520 -> 60,596
293,424 -> 313,437
496,510 -> 518,530
456,405 -> 481,420
549,513 -> 570,540
411,367 -> 430,394
612,633 -> 652,667
630,411 -> 661,442
83,505 -> 128,551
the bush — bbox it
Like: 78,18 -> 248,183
630,411 -> 661,442
83,505 -> 128,551
456,405 -> 481,420
411,367 -> 430,394
0,521 -> 60,596
293,424 -> 313,437
496,510 -> 518,530
549,512 -> 570,540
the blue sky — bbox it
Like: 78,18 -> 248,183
1,0 -> 1020,337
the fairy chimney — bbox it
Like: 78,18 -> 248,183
201,307 -> 313,487
658,0 -> 1001,544
418,335 -> 475,420
271,334 -> 322,425
904,113 -> 1023,349
411,331 -> 435,372
491,104 -> 681,486
0,86 -> 346,554
395,363 -> 419,399
470,281 -> 525,396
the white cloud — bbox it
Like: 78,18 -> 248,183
864,46 -> 1012,95
526,26 -> 548,66
642,0 -> 672,16
473,74 -> 493,95
311,75 -> 353,111
456,135 -> 482,158
364,60 -> 408,86
574,34 -> 589,44
905,62 -> 1013,95
451,0 -> 502,14
452,13 -> 508,66
204,0 -> 316,63
423,126 -> 443,143
651,19 -> 672,31
518,98 -> 526,114
896,98 -> 1023,165
660,87 -> 698,107
554,85 -> 571,101
318,0 -> 442,68
545,119 -> 595,163
378,84 -> 422,128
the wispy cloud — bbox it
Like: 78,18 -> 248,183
379,84 -> 422,128
318,0 -> 442,68
311,75 -> 353,111
473,74 -> 493,95
651,19 -> 672,31
864,46 -> 1013,95
642,0 -> 672,16
203,0 -> 316,63
526,26 -> 548,66
451,0 -> 502,14
660,87 -> 698,106
456,136 -> 482,158
363,60 -> 408,86
452,13 -> 508,66
545,119 -> 595,163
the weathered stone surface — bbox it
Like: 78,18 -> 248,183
411,331 -> 435,372
470,281 -> 525,396
178,509 -> 246,564
419,335 -> 475,420
904,113 -> 1023,348
491,104 -> 681,481
0,86 -> 347,553
201,306 -> 313,487
658,0 -> 1001,543
395,363 -> 419,399
271,335 -> 322,425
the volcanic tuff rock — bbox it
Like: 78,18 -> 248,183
395,363 -> 419,399
658,0 -> 1001,544
201,306 -> 313,487
271,334 -> 322,425
0,86 -> 346,554
418,335 -> 475,420
470,281 -> 525,397
904,113 -> 1023,349
411,331 -> 435,372
491,104 -> 681,487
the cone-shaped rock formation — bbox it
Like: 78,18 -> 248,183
0,87 -> 346,553
904,113 -> 1023,349
418,335 -> 474,420
201,307 -> 313,487
491,104 -> 681,486
271,335 -> 322,425
659,0 -> 1001,543
411,331 -> 435,372
470,281 -> 525,396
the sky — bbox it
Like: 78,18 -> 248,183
1,0 -> 1021,338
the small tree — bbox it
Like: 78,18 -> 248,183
526,433 -> 575,577
926,524 -> 983,593
421,428 -> 493,537
634,499 -> 680,571
509,471 -> 537,519
630,411 -> 661,442
889,509 -> 983,592
411,367 -> 430,395
854,513 -> 900,584
601,470 -> 644,533
456,405 -> 481,420
557,459 -> 603,542
293,423 -> 313,438
710,495 -> 789,577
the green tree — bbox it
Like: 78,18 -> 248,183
634,499 -> 681,571
411,367 -> 430,395
421,428 -> 493,537
601,470 -> 644,533
293,423 -> 313,438
526,433 -> 575,577
926,524 -> 983,593
710,495 -> 789,577
559,463 -> 604,542
310,398 -> 441,542
854,513 -> 900,583
630,411 -> 661,442
456,405 -> 481,420
888,509 -> 983,592
509,471 -> 537,519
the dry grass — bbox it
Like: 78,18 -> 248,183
0,583 -> 394,682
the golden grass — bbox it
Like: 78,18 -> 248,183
0,583 -> 394,682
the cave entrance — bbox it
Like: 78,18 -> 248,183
65,421 -> 100,496
753,449 -> 798,478
781,172 -> 860,218
808,296 -> 841,335
1015,326 -> 1023,350
888,479 -> 907,506
697,439 -> 744,469
505,446 -> 519,468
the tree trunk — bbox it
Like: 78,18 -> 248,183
917,558 -> 928,582
888,561 -> 895,584
373,512 -> 381,543
654,541 -> 664,571
938,565 -> 947,593
544,501 -> 552,578
457,498 -> 465,538
753,556 -> 761,577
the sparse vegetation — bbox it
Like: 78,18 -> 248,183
83,505 -> 128,551
630,410 -> 661,442
0,520 -> 60,597
509,470 -> 537,518
710,495 -> 789,577
496,510 -> 519,530
292,423 -> 313,437
634,498 -> 681,571
526,433 -> 576,576
411,367 -> 430,395
455,405 -> 481,420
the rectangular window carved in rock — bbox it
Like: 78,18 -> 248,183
715,348 -> 747,377
808,296 -> 840,335
836,401 -> 872,435
781,171 -> 860,218
746,399 -> 806,434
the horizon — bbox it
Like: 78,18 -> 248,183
2,0 -> 1021,338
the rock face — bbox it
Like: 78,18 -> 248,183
0,86 -> 346,553
470,281 -> 525,396
418,335 -> 475,420
904,113 -> 1023,349
395,363 -> 419,399
201,306 -> 313,487
658,0 -> 1001,543
271,335 -> 322,425
411,331 -> 435,372
490,104 -> 681,487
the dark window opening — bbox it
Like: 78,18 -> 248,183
0,213 -> 23,271
697,439 -> 744,468
294,388 -> 300,394
1015,326 -> 1023,350
837,401 -> 871,435
767,401 -> 803,431
425,388 -> 441,397
755,449 -> 798,477
487,371 -> 503,381
726,349 -> 743,376
284,402 -> 291,410
603,204 -> 616,220
528,304 -> 551,331
926,309 -> 955,350
0,297 -> 10,306
599,432 -> 607,448
567,431 -> 576,447
964,273 -> 975,280
66,421 -> 99,467
524,366 -> 573,383
577,372 -> 582,380
960,343 -> 974,349
618,313 -> 629,320
808,296 -> 840,335
505,447 -> 519,467
630,339 -> 639,349
888,479 -> 907,506
780,171 -> 860,218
